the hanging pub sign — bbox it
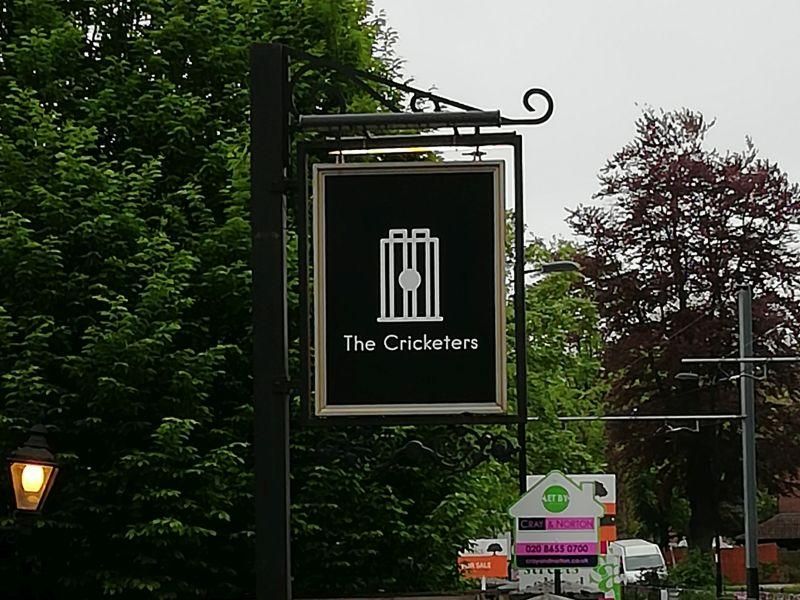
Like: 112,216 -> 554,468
313,161 -> 507,416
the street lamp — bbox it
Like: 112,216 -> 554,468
516,258 -> 582,596
675,372 -> 701,382
518,259 -> 582,493
525,260 -> 581,276
539,261 -> 581,274
7,425 -> 59,513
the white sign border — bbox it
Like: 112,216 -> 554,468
313,161 -> 507,416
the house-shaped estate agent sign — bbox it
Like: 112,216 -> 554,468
509,471 -> 605,568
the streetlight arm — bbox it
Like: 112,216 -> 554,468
523,261 -> 581,275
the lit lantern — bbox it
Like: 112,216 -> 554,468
7,425 -> 59,513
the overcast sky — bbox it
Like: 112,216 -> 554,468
372,0 -> 800,241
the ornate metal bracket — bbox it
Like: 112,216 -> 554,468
312,428 -> 516,474
288,47 -> 553,127
390,433 -> 517,474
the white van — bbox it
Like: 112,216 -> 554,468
608,539 -> 667,584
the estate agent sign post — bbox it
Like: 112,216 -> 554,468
250,42 -> 554,600
511,471 -> 604,595
510,471 -> 604,570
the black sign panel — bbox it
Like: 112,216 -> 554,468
313,162 -> 506,416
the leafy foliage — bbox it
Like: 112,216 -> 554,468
290,234 -> 608,595
665,550 -> 716,589
519,239 -> 607,474
1,0 -> 608,597
570,108 -> 800,548
0,0 -> 397,597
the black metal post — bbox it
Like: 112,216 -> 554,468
513,135 -> 528,495
738,285 -> 759,600
296,142 -> 311,422
715,533 -> 723,598
709,382 -> 724,600
713,416 -> 723,598
554,569 -> 562,595
251,43 -> 291,600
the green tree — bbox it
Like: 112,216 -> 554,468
0,0 -> 399,597
570,108 -> 800,550
1,1 -> 609,597
518,238 -> 608,475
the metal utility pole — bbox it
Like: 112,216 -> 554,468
683,282 -> 800,600
251,43 -> 291,600
738,285 -> 759,600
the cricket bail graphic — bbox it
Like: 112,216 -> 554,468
378,228 -> 443,323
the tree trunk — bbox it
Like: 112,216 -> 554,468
686,429 -> 718,551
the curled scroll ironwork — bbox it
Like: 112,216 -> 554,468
517,87 -> 555,125
312,428 -> 515,473
289,62 -> 351,117
388,431 -> 517,474
287,47 -> 554,126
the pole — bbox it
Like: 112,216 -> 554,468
513,135 -> 528,496
712,388 -> 723,599
738,285 -> 759,600
713,426 -> 723,599
554,569 -> 562,595
715,533 -> 723,598
251,43 -> 291,600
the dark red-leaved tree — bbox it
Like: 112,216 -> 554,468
570,108 -> 800,548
